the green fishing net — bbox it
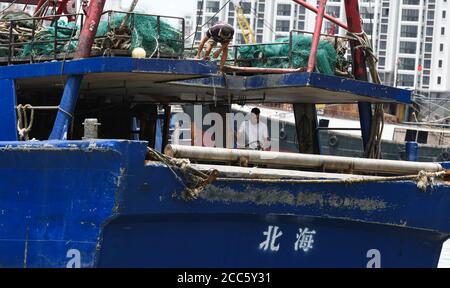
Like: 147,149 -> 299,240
20,20 -> 78,57
236,35 -> 338,75
96,12 -> 184,57
17,11 -> 183,57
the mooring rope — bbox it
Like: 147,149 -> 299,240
16,104 -> 34,141
216,170 -> 448,191
347,30 -> 385,159
146,147 -> 218,200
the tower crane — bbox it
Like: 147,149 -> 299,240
234,1 -> 255,44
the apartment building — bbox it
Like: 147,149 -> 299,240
193,0 -> 450,116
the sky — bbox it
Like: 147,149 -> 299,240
118,0 -> 197,18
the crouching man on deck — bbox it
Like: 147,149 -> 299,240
195,23 -> 234,72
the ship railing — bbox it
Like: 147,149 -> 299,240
185,29 -> 356,75
0,10 -> 185,65
0,13 -> 84,65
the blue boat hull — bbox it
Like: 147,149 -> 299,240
96,214 -> 446,268
0,140 -> 449,268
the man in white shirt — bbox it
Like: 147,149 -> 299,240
237,108 -> 270,150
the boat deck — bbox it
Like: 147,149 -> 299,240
0,57 -> 411,105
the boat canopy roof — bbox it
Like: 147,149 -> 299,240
0,57 -> 411,105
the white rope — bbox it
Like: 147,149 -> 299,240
16,104 -> 34,141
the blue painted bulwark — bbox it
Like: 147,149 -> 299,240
0,140 -> 448,268
0,79 -> 18,141
0,57 -> 218,80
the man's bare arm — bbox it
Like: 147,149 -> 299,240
195,36 -> 209,59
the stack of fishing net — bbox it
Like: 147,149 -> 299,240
1,10 -> 184,59
20,19 -> 78,57
95,12 -> 184,57
0,11 -> 36,57
237,35 -> 339,75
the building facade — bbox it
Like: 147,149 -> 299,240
193,0 -> 450,118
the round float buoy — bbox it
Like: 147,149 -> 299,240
329,135 -> 339,147
279,128 -> 287,140
132,48 -> 147,59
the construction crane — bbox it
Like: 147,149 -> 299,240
234,1 -> 255,44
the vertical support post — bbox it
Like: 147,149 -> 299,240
138,105 -> 158,149
49,75 -> 83,140
49,0 -> 106,140
162,105 -> 172,151
155,117 -> 163,152
293,0 -> 326,155
307,0 -> 327,72
0,79 -> 18,141
293,103 -> 321,155
288,30 -> 293,68
344,0 -> 373,154
73,0 -> 106,59
181,18 -> 185,58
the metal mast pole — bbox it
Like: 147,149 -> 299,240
49,0 -> 107,140
344,0 -> 373,155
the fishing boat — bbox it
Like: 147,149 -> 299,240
0,0 -> 449,268
229,104 -> 450,162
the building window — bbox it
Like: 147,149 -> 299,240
443,11 -> 447,19
277,4 -> 291,16
206,16 -> 219,27
439,60 -> 443,68
399,41 -> 416,54
440,43 -> 444,51
399,58 -> 416,70
400,25 -> 418,37
438,77 -> 442,85
326,6 -> 341,17
276,20 -> 290,32
240,2 -> 251,14
205,1 -> 220,13
402,9 -> 419,21
402,0 -> 420,4
398,74 -> 415,87
258,3 -> 265,12
257,19 -> 264,28
442,27 -> 446,35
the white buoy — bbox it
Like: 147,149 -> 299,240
132,48 -> 146,59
